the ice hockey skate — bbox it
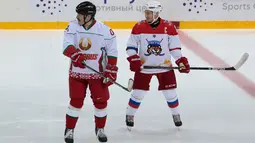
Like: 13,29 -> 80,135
95,128 -> 108,142
173,114 -> 182,127
64,128 -> 74,143
126,115 -> 134,131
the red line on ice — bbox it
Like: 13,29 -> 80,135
178,30 -> 255,97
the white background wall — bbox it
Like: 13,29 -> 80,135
0,0 -> 255,22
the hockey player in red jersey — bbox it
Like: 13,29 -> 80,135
62,1 -> 118,143
125,0 -> 190,129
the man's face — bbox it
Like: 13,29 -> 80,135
76,13 -> 92,25
145,10 -> 159,23
77,13 -> 85,25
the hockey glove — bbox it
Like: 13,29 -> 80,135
71,52 -> 86,69
127,54 -> 142,72
175,57 -> 190,73
63,45 -> 86,69
103,64 -> 118,86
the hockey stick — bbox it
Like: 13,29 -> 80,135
143,53 -> 249,71
82,61 -> 133,92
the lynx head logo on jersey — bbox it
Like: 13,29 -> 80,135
79,37 -> 92,50
144,39 -> 165,56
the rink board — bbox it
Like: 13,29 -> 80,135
1,21 -> 255,29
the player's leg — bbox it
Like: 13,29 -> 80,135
157,70 -> 182,127
88,79 -> 109,142
126,72 -> 152,128
65,77 -> 88,143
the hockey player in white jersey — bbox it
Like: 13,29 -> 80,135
125,0 -> 190,129
62,1 -> 118,143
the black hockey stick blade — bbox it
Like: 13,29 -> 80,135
82,61 -> 133,92
143,53 -> 249,71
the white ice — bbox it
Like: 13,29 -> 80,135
0,29 -> 255,143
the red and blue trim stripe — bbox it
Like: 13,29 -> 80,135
167,99 -> 179,108
126,46 -> 138,53
128,98 -> 141,109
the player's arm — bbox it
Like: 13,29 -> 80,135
104,28 -> 118,65
62,22 -> 86,68
168,23 -> 182,60
126,24 -> 142,72
63,23 -> 77,57
168,23 -> 190,73
103,27 -> 118,86
126,24 -> 140,56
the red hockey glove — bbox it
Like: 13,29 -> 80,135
103,64 -> 118,86
71,52 -> 86,69
175,57 -> 190,73
127,55 -> 142,72
63,45 -> 86,69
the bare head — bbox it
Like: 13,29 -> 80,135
144,0 -> 162,24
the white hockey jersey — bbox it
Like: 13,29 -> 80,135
126,19 -> 182,74
63,20 -> 118,79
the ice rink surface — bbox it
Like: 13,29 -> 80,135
0,29 -> 255,143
